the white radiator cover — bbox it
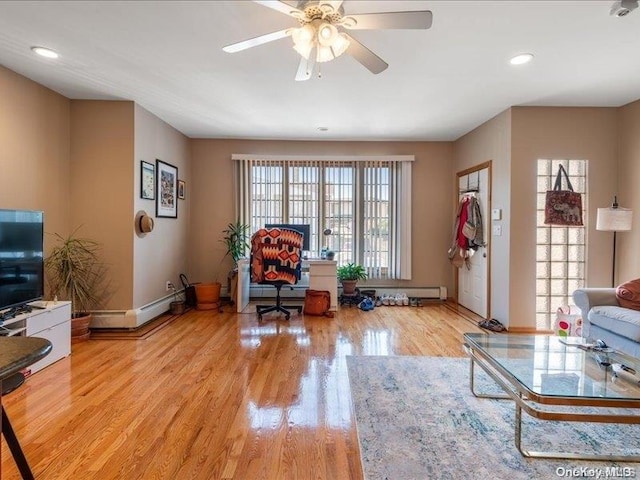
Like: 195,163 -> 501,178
249,285 -> 447,301
90,285 -> 447,329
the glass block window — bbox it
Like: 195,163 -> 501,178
536,159 -> 588,330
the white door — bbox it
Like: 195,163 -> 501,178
457,168 -> 489,318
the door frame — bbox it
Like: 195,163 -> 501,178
454,161 -> 492,319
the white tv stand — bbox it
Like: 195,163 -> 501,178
0,301 -> 71,375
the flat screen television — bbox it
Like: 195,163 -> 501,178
0,209 -> 44,311
265,223 -> 311,251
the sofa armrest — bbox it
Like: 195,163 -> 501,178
572,288 -> 619,316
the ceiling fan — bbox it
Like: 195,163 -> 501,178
222,0 -> 433,81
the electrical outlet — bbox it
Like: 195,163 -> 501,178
166,281 -> 173,291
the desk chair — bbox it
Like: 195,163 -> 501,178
251,227 -> 303,321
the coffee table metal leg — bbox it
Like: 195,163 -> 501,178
468,354 -> 510,400
513,400 -> 640,461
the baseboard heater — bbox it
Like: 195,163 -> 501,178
249,284 -> 447,301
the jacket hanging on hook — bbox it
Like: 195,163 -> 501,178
448,194 -> 485,268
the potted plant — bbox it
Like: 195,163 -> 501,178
221,219 -> 250,267
221,219 -> 250,304
337,263 -> 368,295
45,228 -> 107,343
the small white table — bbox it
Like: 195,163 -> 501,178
236,258 -> 338,313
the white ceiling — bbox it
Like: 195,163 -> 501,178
0,1 -> 639,141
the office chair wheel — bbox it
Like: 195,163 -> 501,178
285,314 -> 290,320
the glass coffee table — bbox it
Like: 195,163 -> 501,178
463,333 -> 640,461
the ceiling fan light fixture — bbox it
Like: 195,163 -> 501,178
317,22 -> 337,46
331,33 -> 350,57
292,24 -> 315,45
293,42 -> 313,59
292,24 -> 316,59
316,44 -> 335,63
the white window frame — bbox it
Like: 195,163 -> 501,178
233,154 -> 413,280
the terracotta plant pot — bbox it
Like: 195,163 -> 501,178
71,312 -> 92,343
195,282 -> 221,310
341,280 -> 358,295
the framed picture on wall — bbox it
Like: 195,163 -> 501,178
178,180 -> 185,200
140,161 -> 155,200
156,159 -> 178,218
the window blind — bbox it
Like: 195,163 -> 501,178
233,154 -> 413,280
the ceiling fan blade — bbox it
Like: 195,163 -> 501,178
253,0 -> 305,19
342,11 -> 433,30
344,34 -> 388,74
222,29 -> 291,53
295,52 -> 316,81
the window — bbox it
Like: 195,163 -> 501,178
234,155 -> 413,280
536,159 -> 587,330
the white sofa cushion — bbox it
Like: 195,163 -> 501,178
590,306 -> 640,342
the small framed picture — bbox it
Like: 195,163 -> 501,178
140,161 -> 155,200
156,159 -> 178,218
178,180 -> 185,200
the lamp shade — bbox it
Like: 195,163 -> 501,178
596,207 -> 633,231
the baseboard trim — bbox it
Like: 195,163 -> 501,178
506,326 -> 544,334
248,284 -> 447,300
90,292 -> 182,329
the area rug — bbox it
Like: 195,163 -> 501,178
347,356 -> 640,480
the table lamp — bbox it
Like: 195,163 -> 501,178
596,196 -> 633,287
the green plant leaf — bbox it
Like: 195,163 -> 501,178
337,263 -> 368,281
44,227 -> 108,315
221,219 -> 250,264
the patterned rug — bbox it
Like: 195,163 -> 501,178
347,356 -> 640,480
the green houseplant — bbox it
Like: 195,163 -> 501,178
337,263 -> 368,295
221,219 -> 250,267
220,219 -> 250,305
45,228 -> 107,342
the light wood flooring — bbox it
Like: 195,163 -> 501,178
1,301 -> 484,480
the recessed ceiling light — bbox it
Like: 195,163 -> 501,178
31,46 -> 59,59
510,53 -> 533,65
317,127 -> 329,132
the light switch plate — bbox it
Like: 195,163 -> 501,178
491,208 -> 502,220
492,225 -> 502,236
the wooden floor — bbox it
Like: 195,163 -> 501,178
1,302 -> 483,480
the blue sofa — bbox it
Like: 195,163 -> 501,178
573,288 -> 640,358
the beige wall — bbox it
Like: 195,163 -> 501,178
510,107 -> 618,329
4,62 -> 637,329
0,65 -> 70,252
617,99 -> 640,283
70,100 -> 135,309
455,107 -> 619,330
133,104 -> 190,308
453,109 -> 512,325
190,139 -> 455,291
